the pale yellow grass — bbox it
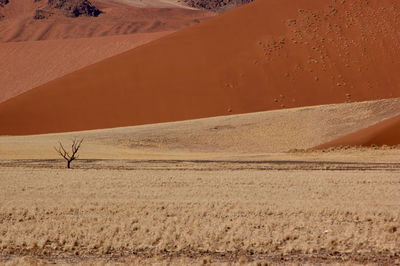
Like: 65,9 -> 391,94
1,164 -> 400,264
2,98 -> 400,160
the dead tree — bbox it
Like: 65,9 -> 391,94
55,138 -> 84,169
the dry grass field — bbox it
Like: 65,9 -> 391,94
1,158 -> 400,265
1,100 -> 400,265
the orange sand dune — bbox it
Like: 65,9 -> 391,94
0,0 -> 212,42
0,32 -> 172,103
2,0 -> 400,135
313,114 -> 400,149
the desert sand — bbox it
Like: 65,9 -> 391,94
314,113 -> 400,149
0,32 -> 172,103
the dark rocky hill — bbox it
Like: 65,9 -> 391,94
0,0 -> 9,7
183,0 -> 253,11
47,0 -> 101,17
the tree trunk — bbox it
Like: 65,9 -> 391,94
67,160 -> 71,169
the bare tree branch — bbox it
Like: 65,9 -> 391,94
54,138 -> 84,168
54,141 -> 69,160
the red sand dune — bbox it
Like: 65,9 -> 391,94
0,0 -> 213,42
313,113 -> 400,149
2,0 -> 400,135
0,32 -> 172,103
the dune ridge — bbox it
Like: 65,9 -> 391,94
2,0 -> 400,136
313,113 -> 400,149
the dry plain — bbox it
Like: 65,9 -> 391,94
1,156 -> 400,265
1,100 -> 400,265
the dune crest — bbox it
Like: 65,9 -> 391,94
313,113 -> 400,149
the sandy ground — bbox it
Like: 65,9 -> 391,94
1,98 -> 400,159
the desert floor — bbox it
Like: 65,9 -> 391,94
1,153 -> 400,265
1,101 -> 400,265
